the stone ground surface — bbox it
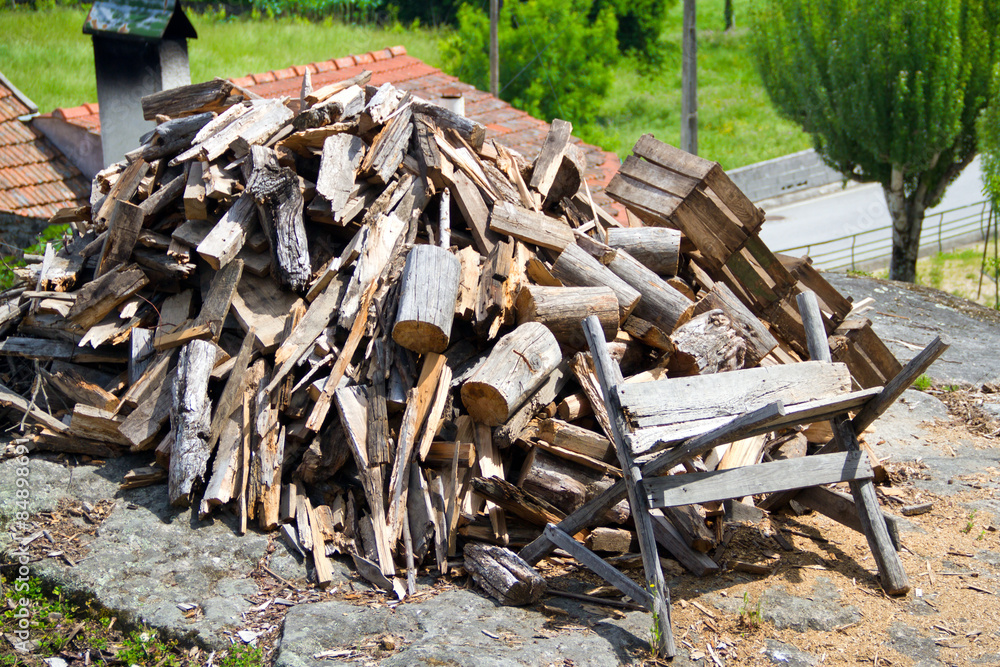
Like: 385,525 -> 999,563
2,274 -> 1000,666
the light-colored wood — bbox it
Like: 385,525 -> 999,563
361,101 -> 413,185
447,167 -> 496,255
620,360 -> 852,430
694,282 -> 778,366
201,408 -> 243,512
315,133 -> 366,213
494,360 -> 570,449
649,512 -> 720,577
537,419 -> 612,462
550,244 -> 640,323
191,259 -> 243,341
461,322 -> 562,426
96,200 -> 145,277
489,201 -> 575,252
168,340 -> 216,507
69,404 -> 130,447
0,381 -> 68,434
338,212 -> 408,329
393,245 -> 461,354
515,285 -> 618,349
307,500 -> 337,589
454,245 -> 481,320
586,527 -> 634,554
606,227 -> 681,276
196,191 -> 258,270
605,249 -> 694,334
529,119 -> 572,197
669,309 -> 745,375
230,273 -> 306,352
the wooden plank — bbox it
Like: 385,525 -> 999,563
0,382 -> 68,433
618,360 -> 852,430
196,191 -> 258,270
489,201 -> 575,252
141,78 -> 235,119
645,451 -> 872,508
191,260 -> 244,341
580,315 -> 674,657
96,200 -> 145,277
447,168 -> 497,255
67,263 -> 148,330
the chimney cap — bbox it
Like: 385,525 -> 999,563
83,0 -> 197,41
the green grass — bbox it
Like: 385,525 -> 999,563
0,1 -> 806,169
0,5 -> 446,114
584,0 -> 810,169
910,240 -> 1000,309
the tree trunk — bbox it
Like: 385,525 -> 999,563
885,169 -> 926,283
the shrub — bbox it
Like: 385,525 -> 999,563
441,0 -> 619,124
592,0 -> 678,61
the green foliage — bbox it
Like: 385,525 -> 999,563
750,0 -> 999,280
980,68 -> 1000,207
591,0 -> 678,61
963,508 -> 978,533
219,643 -> 266,667
1,577 -> 79,655
441,0 -> 619,124
0,223 -> 69,290
117,629 -> 181,666
244,0 -> 382,22
738,591 -> 763,630
913,374 -> 933,391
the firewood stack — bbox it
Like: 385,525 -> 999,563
0,73 -> 904,600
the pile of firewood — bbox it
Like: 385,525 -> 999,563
0,72 -> 904,600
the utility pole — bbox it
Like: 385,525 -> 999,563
681,0 -> 697,155
490,0 -> 499,97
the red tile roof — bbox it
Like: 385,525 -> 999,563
0,74 -> 91,222
44,46 -> 621,214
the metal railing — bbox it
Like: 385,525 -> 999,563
774,199 -> 993,271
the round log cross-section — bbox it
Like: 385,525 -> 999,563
392,244 -> 462,354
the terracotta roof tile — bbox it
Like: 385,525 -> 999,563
230,75 -> 255,88
252,71 -> 276,84
370,48 -> 392,62
272,67 -> 297,81
332,56 -> 355,70
0,73 -> 90,222
353,52 -> 375,65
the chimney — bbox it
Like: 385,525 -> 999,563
83,0 -> 197,167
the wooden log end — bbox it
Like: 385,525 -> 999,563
391,320 -> 450,355
460,382 -> 510,427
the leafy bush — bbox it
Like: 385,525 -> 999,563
980,67 -> 1000,207
592,0 -> 678,61
441,0 -> 619,124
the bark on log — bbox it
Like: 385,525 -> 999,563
461,322 -> 561,426
669,309 -> 746,376
515,285 -> 618,349
168,340 -> 216,507
605,249 -> 694,333
464,542 -> 545,606
606,226 -> 681,276
392,245 -> 461,354
245,145 -> 311,292
550,244 -> 640,324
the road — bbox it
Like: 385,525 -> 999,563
757,157 -> 990,270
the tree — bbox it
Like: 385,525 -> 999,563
441,0 -> 619,124
981,73 -> 1000,207
751,0 -> 999,282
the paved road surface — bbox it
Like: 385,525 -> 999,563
757,158 -> 989,270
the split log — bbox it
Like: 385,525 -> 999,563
96,200 -> 145,277
515,285 -> 618,348
361,100 -> 413,185
537,418 -> 612,462
196,192 -> 258,270
518,449 -> 609,515
67,263 -> 148,330
604,249 -> 694,333
245,145 -> 311,292
168,340 -> 216,507
550,244 -> 640,324
392,245 -> 461,354
494,360 -> 570,449
528,118 -> 572,202
141,78 -> 235,120
693,282 -> 778,366
464,542 -> 545,606
669,310 -> 746,376
314,133 -> 366,214
69,405 -> 130,447
606,227 -> 681,276
461,322 -> 561,426
411,100 -> 487,150
586,527 -> 634,554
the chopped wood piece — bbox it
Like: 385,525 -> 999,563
393,245 -> 461,354
196,192 -> 258,270
669,310 -> 746,376
142,78 -> 236,120
489,201 -> 575,252
551,244 -> 640,324
464,542 -> 545,605
68,263 -> 148,330
246,145 -> 311,291
168,340 -> 216,507
515,285 -> 618,349
606,227 -> 681,276
462,322 -> 562,426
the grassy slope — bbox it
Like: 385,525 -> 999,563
0,2 -> 807,168
583,0 -> 810,169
